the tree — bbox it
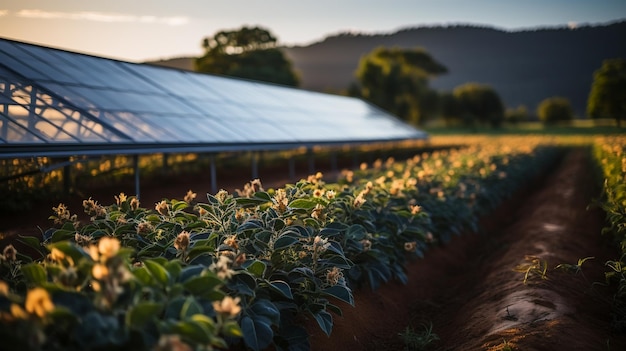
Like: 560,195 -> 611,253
352,47 -> 447,125
439,92 -> 462,127
195,26 -> 299,86
587,58 -> 626,127
452,83 -> 505,128
537,97 -> 574,125
505,105 -> 529,125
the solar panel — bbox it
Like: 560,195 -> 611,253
0,37 -> 427,157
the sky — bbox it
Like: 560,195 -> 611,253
0,0 -> 625,62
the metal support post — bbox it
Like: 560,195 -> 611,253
251,152 -> 259,180
210,154 -> 217,194
133,155 -> 140,200
288,155 -> 296,181
307,147 -> 315,175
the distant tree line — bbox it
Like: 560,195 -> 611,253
193,26 -> 625,128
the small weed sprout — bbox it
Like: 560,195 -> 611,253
398,322 -> 439,351
555,256 -> 594,280
513,255 -> 548,284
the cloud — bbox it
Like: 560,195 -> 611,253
0,10 -> 8,17
15,9 -> 189,26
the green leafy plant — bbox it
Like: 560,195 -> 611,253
1,135 -> 566,350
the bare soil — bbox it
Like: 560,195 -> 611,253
2,148 -> 625,350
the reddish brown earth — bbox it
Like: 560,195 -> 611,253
2,149 -> 626,350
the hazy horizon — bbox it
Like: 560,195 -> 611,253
1,0 -> 624,62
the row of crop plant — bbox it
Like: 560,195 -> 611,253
592,135 -> 626,331
0,136 -> 563,351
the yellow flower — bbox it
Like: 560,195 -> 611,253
115,192 -> 127,206
25,288 -> 54,318
410,205 -> 422,215
404,242 -> 417,252
0,281 -> 9,296
174,231 -> 190,251
184,190 -> 197,204
92,263 -> 109,280
2,245 -> 17,262
98,237 -> 120,259
223,235 -> 239,250
213,296 -> 241,317
360,239 -> 372,252
10,304 -> 28,319
155,200 -> 169,216
325,190 -> 336,200
88,245 -> 99,261
129,197 -> 140,211
313,188 -> 325,198
272,189 -> 288,214
326,267 -> 343,286
136,221 -> 154,235
74,233 -> 93,247
353,193 -> 366,208
49,247 -> 71,265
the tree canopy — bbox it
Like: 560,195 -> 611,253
351,46 -> 447,125
587,58 -> 626,127
195,26 -> 299,87
452,83 -> 505,128
537,97 -> 574,125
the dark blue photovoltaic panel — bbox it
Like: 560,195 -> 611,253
0,37 -> 427,153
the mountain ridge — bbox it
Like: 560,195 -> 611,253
148,21 -> 626,116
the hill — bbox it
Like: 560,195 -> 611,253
148,21 -> 626,117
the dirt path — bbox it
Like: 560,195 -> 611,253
308,149 -> 626,350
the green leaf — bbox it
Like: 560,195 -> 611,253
21,263 -> 47,285
190,314 -> 216,334
268,280 -> 293,300
346,224 -> 366,240
323,285 -> 354,306
143,259 -> 171,287
187,245 -> 215,261
50,229 -> 75,243
127,302 -> 163,329
250,299 -> 280,325
171,201 -> 189,212
164,260 -> 182,281
313,310 -> 333,336
235,192 -> 272,207
183,275 -> 223,296
17,235 -> 46,258
244,260 -> 266,278
241,315 -> 274,351
227,273 -> 257,297
222,320 -> 243,338
180,297 -> 203,319
273,235 -> 299,250
133,266 -> 153,285
288,198 -> 317,210
170,320 -> 211,344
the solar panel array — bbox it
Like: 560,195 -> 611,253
0,38 -> 427,157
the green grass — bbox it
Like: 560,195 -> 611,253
423,120 -> 625,136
